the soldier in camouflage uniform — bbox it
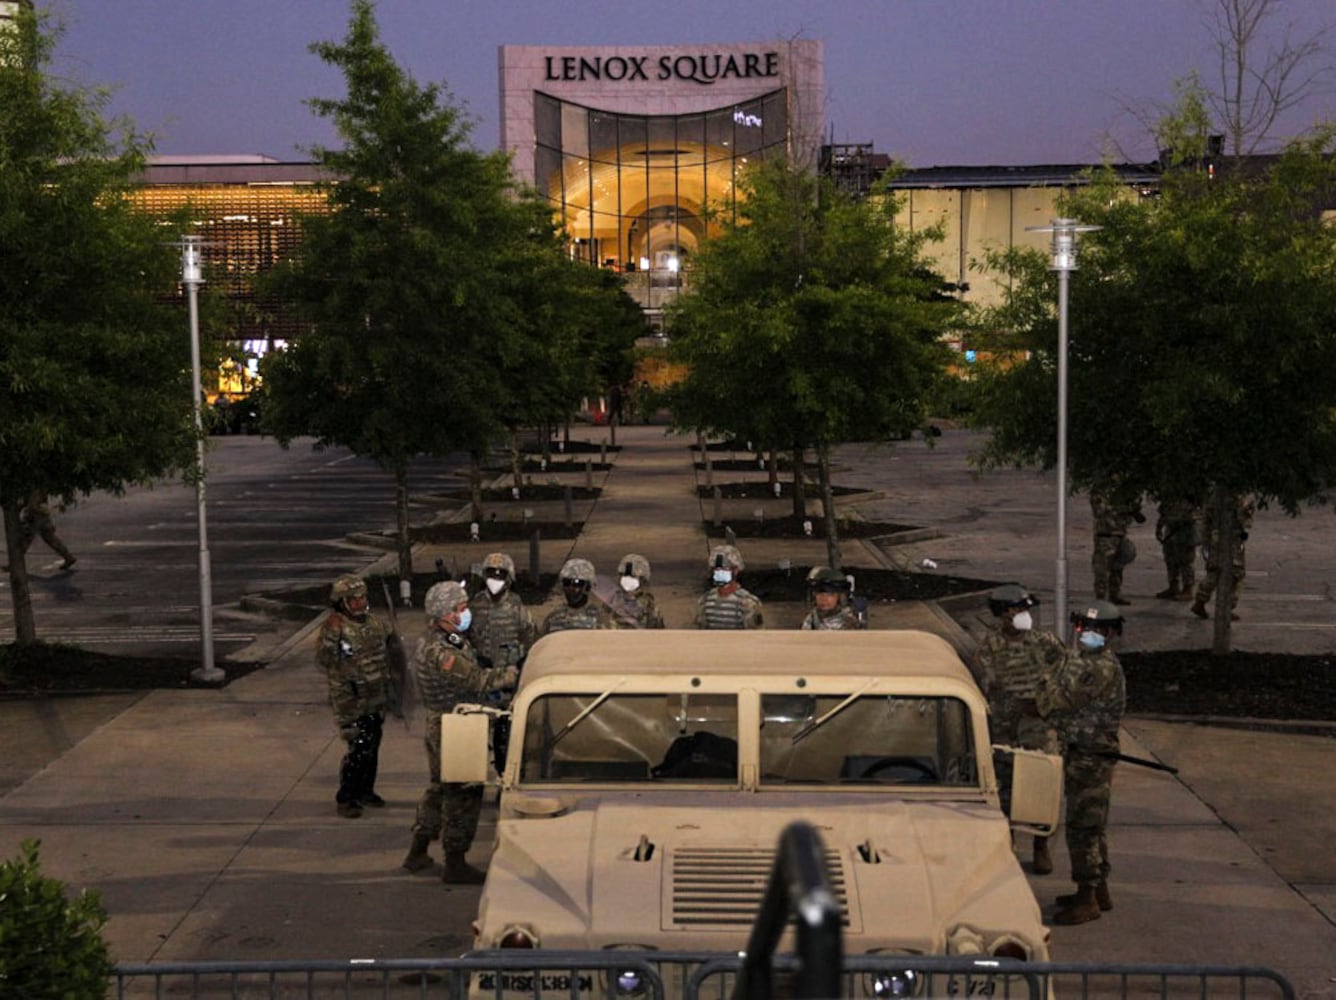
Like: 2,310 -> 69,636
972,584 -> 1064,874
315,575 -> 397,818
1089,484 -> 1144,606
1154,498 -> 1200,600
402,580 -> 519,883
606,553 -> 666,629
1191,495 -> 1254,622
540,558 -> 615,634
694,544 -> 763,630
471,552 -> 536,671
800,566 -> 866,630
1038,599 -> 1127,925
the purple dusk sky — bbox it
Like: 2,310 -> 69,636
49,0 -> 1335,167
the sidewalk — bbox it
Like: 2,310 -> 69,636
1,424 -> 1333,996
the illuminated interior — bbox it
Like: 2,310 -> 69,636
535,90 -> 789,308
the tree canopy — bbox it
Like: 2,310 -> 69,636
971,85 -> 1336,650
1,6 -> 196,642
665,159 -> 957,567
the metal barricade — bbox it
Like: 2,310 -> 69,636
112,954 -> 1296,999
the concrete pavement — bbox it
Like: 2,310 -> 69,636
1,424 -> 1333,996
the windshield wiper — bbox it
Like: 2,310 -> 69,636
791,681 -> 877,745
549,682 -> 625,749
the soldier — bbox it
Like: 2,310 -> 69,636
1038,600 -> 1127,925
402,580 -> 518,883
471,552 -> 536,672
606,553 -> 666,629
1191,495 -> 1254,622
972,583 -> 1065,875
800,566 -> 866,630
17,491 -> 77,570
1154,499 -> 1200,600
695,544 -> 763,630
1089,484 -> 1144,606
315,575 -> 397,818
540,558 -> 615,634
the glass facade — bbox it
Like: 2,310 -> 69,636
534,89 -> 789,309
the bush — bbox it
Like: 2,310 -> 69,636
0,840 -> 112,998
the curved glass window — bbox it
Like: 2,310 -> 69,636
534,90 -> 788,307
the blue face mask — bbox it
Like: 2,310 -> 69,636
456,608 -> 472,632
712,569 -> 732,585
1078,630 -> 1105,651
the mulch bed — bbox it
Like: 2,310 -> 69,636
410,520 -> 583,543
486,460 -> 613,473
0,645 -> 265,693
704,516 -> 918,539
1122,650 -> 1336,721
432,485 -> 601,502
696,482 -> 867,500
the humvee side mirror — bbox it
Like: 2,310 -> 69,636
441,712 -> 492,784
1003,747 -> 1063,836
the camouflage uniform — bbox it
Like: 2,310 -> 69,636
1155,499 -> 1200,599
606,588 -> 666,629
412,626 -> 517,854
1038,643 -> 1126,890
471,589 -> 536,670
800,605 -> 864,630
1193,496 -> 1254,616
18,491 -> 76,568
1090,487 -> 1142,603
695,587 -> 764,629
315,605 -> 392,810
541,601 -> 615,634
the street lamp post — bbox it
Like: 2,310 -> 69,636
1027,218 -> 1098,639
180,235 -> 223,684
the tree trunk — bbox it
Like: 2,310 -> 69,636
2,500 -> 37,644
541,422 -> 553,465
394,465 -> 413,583
469,451 -> 485,523
790,443 -> 806,520
817,447 -> 842,571
1211,485 -> 1236,656
767,450 -> 780,491
509,428 -> 523,493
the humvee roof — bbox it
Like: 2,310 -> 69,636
519,628 -> 976,687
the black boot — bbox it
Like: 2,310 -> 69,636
443,851 -> 486,885
1057,880 -> 1112,911
401,833 -> 434,872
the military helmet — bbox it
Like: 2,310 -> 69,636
330,574 -> 367,604
807,566 -> 851,593
559,558 -> 596,585
988,583 -> 1037,617
482,551 -> 516,580
709,544 -> 744,572
618,553 -> 651,582
425,580 -> 468,620
1070,599 -> 1124,634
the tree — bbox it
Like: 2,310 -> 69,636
1197,0 -> 1333,156
972,88 -> 1336,653
1,6 -> 197,644
666,160 -> 957,569
260,0 -> 525,579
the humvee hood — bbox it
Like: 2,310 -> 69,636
485,794 -> 1036,951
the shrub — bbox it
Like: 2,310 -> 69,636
0,840 -> 112,998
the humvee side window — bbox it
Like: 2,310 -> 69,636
758,694 -> 978,786
522,693 -> 739,783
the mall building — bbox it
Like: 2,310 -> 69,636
126,39 -> 1162,386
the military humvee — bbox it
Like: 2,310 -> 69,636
442,629 -> 1062,981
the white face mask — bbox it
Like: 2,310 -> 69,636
712,568 -> 732,585
620,575 -> 641,592
1078,630 -> 1105,651
1011,610 -> 1033,632
485,578 -> 507,596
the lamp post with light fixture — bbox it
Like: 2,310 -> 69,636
179,235 -> 223,683
1026,218 -> 1099,638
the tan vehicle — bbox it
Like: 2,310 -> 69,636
442,629 -> 1062,986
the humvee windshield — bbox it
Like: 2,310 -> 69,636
518,691 -> 978,787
